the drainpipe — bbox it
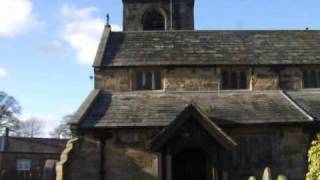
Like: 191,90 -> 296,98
170,0 -> 173,30
99,138 -> 106,180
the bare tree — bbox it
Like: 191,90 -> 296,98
0,91 -> 21,133
16,118 -> 44,138
50,115 -> 73,139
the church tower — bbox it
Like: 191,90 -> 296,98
123,0 -> 195,31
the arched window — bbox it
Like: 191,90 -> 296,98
142,10 -> 165,30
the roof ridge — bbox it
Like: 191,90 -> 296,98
4,136 -> 67,141
280,90 -> 314,121
109,90 -> 283,96
8,137 -> 67,148
117,30 -> 320,33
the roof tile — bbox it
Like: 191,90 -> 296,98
97,30 -> 320,67
78,90 -> 313,128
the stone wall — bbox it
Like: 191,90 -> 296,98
227,126 -> 309,180
57,130 -> 160,180
59,126 -> 309,180
252,67 -> 278,90
280,67 -> 303,90
165,67 -> 219,91
96,66 -> 311,92
95,69 -> 131,92
56,137 -> 100,180
105,129 -> 159,180
280,127 -> 309,180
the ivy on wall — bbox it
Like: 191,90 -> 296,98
307,133 -> 320,180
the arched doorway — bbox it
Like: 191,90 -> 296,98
172,148 -> 207,180
142,10 -> 165,30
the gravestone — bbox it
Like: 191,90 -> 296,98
277,175 -> 288,180
262,167 -> 272,180
43,160 -> 57,180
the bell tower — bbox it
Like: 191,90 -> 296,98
123,0 -> 195,31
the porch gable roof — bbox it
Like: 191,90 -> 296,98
149,103 -> 237,151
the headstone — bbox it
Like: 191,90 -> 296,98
248,176 -> 256,180
277,175 -> 288,180
43,160 -> 57,180
262,167 -> 272,180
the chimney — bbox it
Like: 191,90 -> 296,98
1,127 -> 9,152
5,127 -> 9,137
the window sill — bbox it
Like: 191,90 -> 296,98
132,89 -> 165,92
220,89 -> 251,91
301,88 -> 320,91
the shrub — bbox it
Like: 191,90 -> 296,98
307,133 -> 320,180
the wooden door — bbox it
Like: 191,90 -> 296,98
172,148 -> 207,180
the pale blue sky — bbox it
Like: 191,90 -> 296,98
0,0 -> 320,136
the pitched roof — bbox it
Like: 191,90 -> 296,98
74,90 -> 315,128
94,29 -> 320,67
149,103 -> 237,151
71,89 -> 101,124
286,90 -> 320,120
0,136 -> 67,154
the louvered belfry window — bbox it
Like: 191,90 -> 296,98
303,69 -> 320,88
142,10 -> 165,31
135,71 -> 162,90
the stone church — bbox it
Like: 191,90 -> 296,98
57,0 -> 320,180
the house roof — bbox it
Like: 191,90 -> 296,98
73,90 -> 317,128
149,103 -> 237,151
0,136 -> 67,154
94,28 -> 320,67
286,90 -> 320,120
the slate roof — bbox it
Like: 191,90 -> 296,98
94,29 -> 320,67
149,103 -> 237,151
0,136 -> 67,154
286,90 -> 320,120
74,90 -> 316,128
